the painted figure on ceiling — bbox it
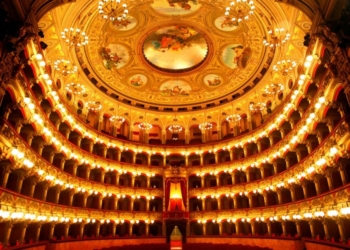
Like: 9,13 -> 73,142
231,45 -> 252,68
167,0 -> 198,10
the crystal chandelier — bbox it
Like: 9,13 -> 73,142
85,101 -> 102,112
263,28 -> 290,47
264,83 -> 284,97
224,0 -> 255,23
98,0 -> 129,21
138,122 -> 152,131
272,59 -> 297,76
249,101 -> 266,113
61,28 -> 89,47
199,122 -> 212,131
109,105 -> 125,124
110,115 -> 125,124
226,114 -> 241,123
54,59 -> 78,76
168,125 -> 183,134
65,82 -> 86,95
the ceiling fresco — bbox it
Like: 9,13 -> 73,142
39,0 -> 312,112
84,1 -> 264,105
142,25 -> 209,73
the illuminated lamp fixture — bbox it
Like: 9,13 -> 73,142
138,112 -> 152,131
263,27 -> 290,47
110,105 -> 125,124
272,59 -> 297,76
249,101 -> 266,113
61,28 -> 89,47
169,125 -> 183,140
226,114 -> 241,123
264,83 -> 284,97
138,122 -> 152,131
199,122 -> 212,131
54,59 -> 78,76
66,82 -> 86,95
110,115 -> 125,124
224,0 -> 255,23
168,124 -> 183,134
98,0 -> 128,21
85,101 -> 102,112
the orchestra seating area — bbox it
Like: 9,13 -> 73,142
97,244 -> 170,250
182,243 -> 272,250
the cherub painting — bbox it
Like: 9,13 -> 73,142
204,74 -> 223,87
160,80 -> 191,96
222,44 -> 252,69
148,26 -> 200,52
99,44 -> 130,70
130,74 -> 147,87
112,16 -> 137,31
151,0 -> 201,15
143,26 -> 208,71
167,0 -> 197,10
215,16 -> 239,31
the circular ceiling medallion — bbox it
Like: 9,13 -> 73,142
142,25 -> 209,73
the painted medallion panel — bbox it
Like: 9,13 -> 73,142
203,74 -> 223,87
99,44 -> 130,70
221,44 -> 252,69
129,74 -> 148,87
151,0 -> 201,15
214,16 -> 239,32
112,16 -> 137,31
160,80 -> 191,96
142,25 -> 208,72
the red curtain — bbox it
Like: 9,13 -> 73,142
165,178 -> 187,211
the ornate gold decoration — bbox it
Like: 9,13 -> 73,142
66,82 -> 86,95
98,0 -> 128,21
224,0 -> 255,23
272,59 -> 297,76
54,59 -> 78,76
263,27 -> 290,47
61,28 -> 89,47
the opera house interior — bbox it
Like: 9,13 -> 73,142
0,0 -> 350,249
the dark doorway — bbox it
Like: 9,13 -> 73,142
165,219 -> 187,243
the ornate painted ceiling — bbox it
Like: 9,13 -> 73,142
39,0 -> 311,115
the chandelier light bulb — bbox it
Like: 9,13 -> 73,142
264,83 -> 284,96
273,59 -> 297,76
98,0 -> 129,22
66,82 -> 86,95
61,28 -> 89,47
199,122 -> 212,131
250,101 -> 266,113
226,114 -> 241,122
225,0 -> 255,23
263,27 -> 290,47
168,124 -> 183,134
85,101 -> 102,112
138,122 -> 152,131
110,115 -> 125,124
54,59 -> 78,76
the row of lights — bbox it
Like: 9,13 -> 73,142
25,41 -> 324,181
11,96 -> 336,199
29,27 -> 320,157
11,94 -> 336,198
0,210 -> 155,224
9,135 -> 339,204
195,208 -> 350,224
32,44 -> 306,157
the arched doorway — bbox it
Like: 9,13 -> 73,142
170,225 -> 183,250
165,219 -> 187,244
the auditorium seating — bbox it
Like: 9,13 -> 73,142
97,243 -> 169,250
182,243 -> 272,250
